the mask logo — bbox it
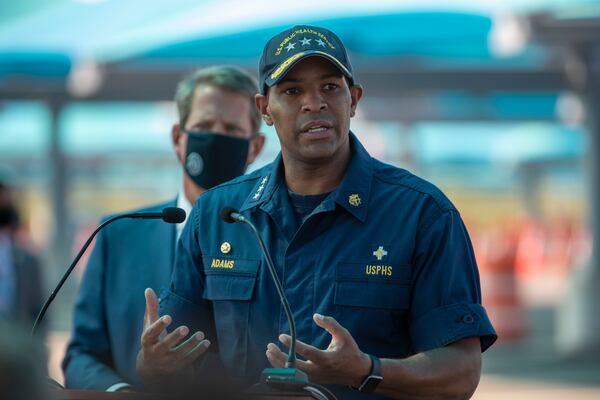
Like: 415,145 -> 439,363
186,152 -> 204,176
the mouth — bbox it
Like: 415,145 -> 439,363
299,120 -> 334,138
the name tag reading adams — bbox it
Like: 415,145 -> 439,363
211,258 -> 235,269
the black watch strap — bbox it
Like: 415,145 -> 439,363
356,354 -> 383,393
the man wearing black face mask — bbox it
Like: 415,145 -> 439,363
62,66 -> 265,392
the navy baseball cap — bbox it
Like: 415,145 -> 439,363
258,25 -> 354,94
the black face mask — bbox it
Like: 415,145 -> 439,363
183,131 -> 250,190
0,205 -> 19,229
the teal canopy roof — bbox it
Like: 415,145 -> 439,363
1,0 -> 597,79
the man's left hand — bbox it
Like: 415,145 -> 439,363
265,313 -> 372,386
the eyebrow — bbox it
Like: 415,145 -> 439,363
278,72 -> 343,85
190,119 -> 243,129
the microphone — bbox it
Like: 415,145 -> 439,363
220,206 -> 309,390
219,206 -> 245,224
130,206 -> 186,223
30,207 -> 186,337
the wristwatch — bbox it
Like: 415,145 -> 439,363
353,354 -> 383,393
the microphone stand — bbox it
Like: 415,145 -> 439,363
31,207 -> 185,337
31,207 -> 185,391
243,217 -> 307,387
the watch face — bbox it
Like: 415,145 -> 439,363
359,375 -> 383,393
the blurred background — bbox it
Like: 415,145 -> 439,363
1,0 -> 599,398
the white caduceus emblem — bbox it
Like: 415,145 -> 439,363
373,246 -> 388,261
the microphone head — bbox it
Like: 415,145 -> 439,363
220,206 -> 238,224
162,207 -> 186,224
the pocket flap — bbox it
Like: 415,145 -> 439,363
204,274 -> 257,301
201,257 -> 259,301
335,280 -> 410,310
334,262 -> 411,310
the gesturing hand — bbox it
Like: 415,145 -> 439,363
136,288 -> 210,383
265,313 -> 372,387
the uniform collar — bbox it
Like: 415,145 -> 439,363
330,132 -> 373,222
240,132 -> 373,222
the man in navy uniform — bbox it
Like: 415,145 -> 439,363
62,66 -> 265,391
138,26 -> 497,399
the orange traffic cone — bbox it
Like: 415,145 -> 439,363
478,228 -> 526,341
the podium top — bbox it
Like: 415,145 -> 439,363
60,389 -> 314,400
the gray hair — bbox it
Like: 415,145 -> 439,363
175,66 -> 261,135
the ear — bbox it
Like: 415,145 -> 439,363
171,124 -> 184,163
255,93 -> 273,126
246,134 -> 266,166
349,84 -> 363,118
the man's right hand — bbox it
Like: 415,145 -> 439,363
136,288 -> 211,383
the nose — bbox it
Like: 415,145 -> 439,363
209,120 -> 227,133
301,89 -> 327,113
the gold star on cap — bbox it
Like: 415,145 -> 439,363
348,193 -> 362,207
220,242 -> 232,254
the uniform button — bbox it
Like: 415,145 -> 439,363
462,314 -> 475,324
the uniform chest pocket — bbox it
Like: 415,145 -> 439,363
202,256 -> 259,301
334,262 -> 412,310
201,257 -> 259,378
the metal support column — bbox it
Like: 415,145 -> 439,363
556,53 -> 600,358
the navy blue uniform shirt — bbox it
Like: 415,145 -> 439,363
160,133 -> 497,398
